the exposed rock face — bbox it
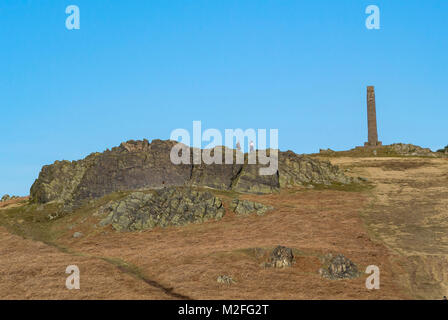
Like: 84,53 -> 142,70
30,139 -> 354,205
265,246 -> 294,268
99,187 -> 225,231
31,140 -> 191,204
189,147 -> 243,191
230,199 -> 274,216
278,151 -> 351,187
388,143 -> 433,156
319,254 -> 360,280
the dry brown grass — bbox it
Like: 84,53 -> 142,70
0,227 -> 174,299
328,157 -> 448,299
50,188 -> 407,300
2,156 -> 447,299
0,196 -> 29,209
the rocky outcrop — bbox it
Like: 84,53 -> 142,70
332,143 -> 444,158
388,143 -> 433,156
436,145 -> 448,154
0,195 -> 19,202
230,199 -> 273,216
98,187 -> 225,231
319,254 -> 360,280
30,139 -> 354,205
319,148 -> 336,155
31,140 -> 192,204
278,151 -> 352,187
265,246 -> 294,268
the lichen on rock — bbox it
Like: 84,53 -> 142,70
99,187 -> 225,231
388,143 -> 433,156
278,151 -> 352,187
30,139 -> 355,206
230,199 -> 274,216
265,246 -> 295,268
319,254 -> 360,280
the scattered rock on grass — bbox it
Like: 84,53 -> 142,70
265,246 -> 294,268
217,275 -> 236,285
319,254 -> 360,280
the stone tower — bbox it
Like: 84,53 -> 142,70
364,86 -> 382,147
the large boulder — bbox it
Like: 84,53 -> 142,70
99,187 -> 225,231
30,139 -> 354,205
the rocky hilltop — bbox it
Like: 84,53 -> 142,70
30,139 -> 353,205
318,143 -> 447,158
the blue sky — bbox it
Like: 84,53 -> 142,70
1,0 -> 447,195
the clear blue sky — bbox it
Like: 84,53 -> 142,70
1,0 -> 447,196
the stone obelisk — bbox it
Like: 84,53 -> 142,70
364,86 -> 382,147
